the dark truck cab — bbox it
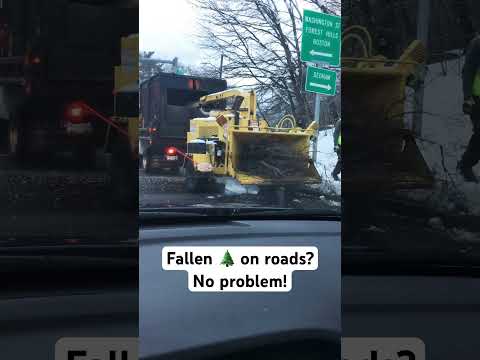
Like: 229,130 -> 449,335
0,0 -> 137,164
140,72 -> 227,173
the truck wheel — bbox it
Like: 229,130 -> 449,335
8,123 -> 17,155
184,163 -> 199,193
185,175 -> 199,193
74,145 -> 96,170
0,120 -> 8,154
259,186 -> 289,207
143,154 -> 151,173
8,109 -> 26,164
110,163 -> 138,211
109,139 -> 138,211
169,167 -> 180,176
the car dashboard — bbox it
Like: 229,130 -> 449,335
140,219 -> 341,359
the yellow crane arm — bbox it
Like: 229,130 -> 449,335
198,88 -> 251,104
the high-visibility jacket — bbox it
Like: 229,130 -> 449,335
337,134 -> 342,146
474,72 -> 480,97
333,119 -> 341,147
463,36 -> 480,99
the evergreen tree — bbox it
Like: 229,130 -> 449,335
220,250 -> 234,267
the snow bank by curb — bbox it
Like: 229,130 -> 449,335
314,128 -> 341,195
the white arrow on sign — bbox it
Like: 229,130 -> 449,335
310,83 -> 332,91
310,49 -> 333,58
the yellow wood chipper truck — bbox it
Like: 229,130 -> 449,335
342,29 -> 434,193
78,33 -> 138,210
108,33 -> 139,209
180,89 -> 320,192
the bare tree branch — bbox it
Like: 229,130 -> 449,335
191,0 -> 340,125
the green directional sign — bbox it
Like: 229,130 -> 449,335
301,9 -> 341,66
305,66 -> 337,96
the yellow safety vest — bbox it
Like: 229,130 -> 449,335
474,71 -> 480,97
337,134 -> 342,146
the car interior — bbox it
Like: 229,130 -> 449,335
140,218 -> 341,360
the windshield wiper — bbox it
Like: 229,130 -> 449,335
140,206 -> 340,223
343,241 -> 480,273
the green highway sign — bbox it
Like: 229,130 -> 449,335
305,66 -> 337,96
301,9 -> 341,66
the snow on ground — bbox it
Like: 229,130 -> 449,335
410,55 -> 480,215
221,178 -> 259,196
313,127 -> 341,195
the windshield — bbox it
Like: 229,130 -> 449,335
139,1 -> 341,217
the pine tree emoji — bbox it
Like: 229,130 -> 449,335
221,250 -> 234,267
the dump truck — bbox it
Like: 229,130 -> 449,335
181,89 -> 320,192
0,0 -> 137,165
140,72 -> 227,173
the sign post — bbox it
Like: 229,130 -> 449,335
301,9 -> 341,163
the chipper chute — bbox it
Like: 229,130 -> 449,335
230,129 -> 320,186
341,38 -> 434,192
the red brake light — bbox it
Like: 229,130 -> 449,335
25,55 -> 41,65
165,147 -> 176,155
70,106 -> 83,117
66,102 -> 87,123
148,127 -> 157,134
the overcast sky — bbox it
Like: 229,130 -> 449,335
140,0 -> 203,65
139,0 -> 328,67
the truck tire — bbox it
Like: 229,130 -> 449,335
169,166 -> 180,176
184,163 -> 199,193
0,120 -> 8,154
8,109 -> 26,165
185,175 -> 199,193
109,139 -> 138,211
143,153 -> 151,173
74,144 -> 96,170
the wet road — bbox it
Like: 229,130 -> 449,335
0,156 -> 136,239
139,169 -> 340,210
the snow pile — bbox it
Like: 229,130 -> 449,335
221,178 -> 259,196
313,127 -> 341,195
413,55 -> 480,215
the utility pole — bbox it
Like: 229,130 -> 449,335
219,54 -> 224,79
413,0 -> 431,136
